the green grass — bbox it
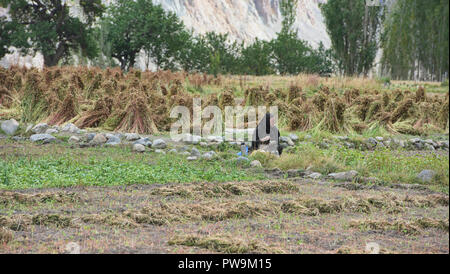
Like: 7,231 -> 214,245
261,143 -> 449,192
0,143 -> 264,190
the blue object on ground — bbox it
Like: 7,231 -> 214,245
237,145 -> 249,156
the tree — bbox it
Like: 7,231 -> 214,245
381,0 -> 449,81
240,39 -> 274,75
0,17 -> 15,59
320,0 -> 382,76
102,0 -> 190,71
179,32 -> 240,75
0,0 -> 104,67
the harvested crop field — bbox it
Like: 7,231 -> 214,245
1,67 -> 449,254
0,177 -> 448,254
0,67 -> 448,135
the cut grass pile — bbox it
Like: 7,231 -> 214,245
1,66 -> 448,136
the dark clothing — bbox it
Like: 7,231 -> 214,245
251,113 -> 283,155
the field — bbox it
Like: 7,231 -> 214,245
0,66 -> 449,254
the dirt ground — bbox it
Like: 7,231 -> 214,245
0,178 -> 448,254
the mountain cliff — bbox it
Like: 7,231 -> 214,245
0,0 -> 330,69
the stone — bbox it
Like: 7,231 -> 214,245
183,134 -> 202,144
424,144 -> 435,151
202,151 -> 214,160
1,119 -> 19,136
155,149 -> 165,154
280,136 -> 294,146
133,144 -> 146,153
12,136 -> 26,141
31,123 -> 49,134
187,156 -> 198,161
328,170 -> 359,181
289,133 -> 299,142
133,137 -> 152,147
336,136 -> 349,141
416,170 -> 437,183
168,149 -> 178,154
25,124 -> 34,133
30,134 -> 56,143
45,128 -> 58,135
178,146 -> 189,152
367,137 -> 378,147
85,133 -> 96,142
438,141 -> 449,149
287,169 -> 305,178
375,136 -> 384,142
207,135 -> 224,143
343,142 -> 355,149
191,148 -> 201,157
413,142 -> 424,150
307,172 -> 322,179
125,133 -> 140,141
61,123 -> 80,134
91,134 -> 107,145
410,138 -> 422,144
250,160 -> 262,168
106,135 -> 121,146
152,139 -> 167,149
200,142 -> 208,147
68,136 -> 80,143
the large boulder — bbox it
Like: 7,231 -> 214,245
1,119 -> 19,136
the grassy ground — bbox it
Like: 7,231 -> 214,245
0,137 -> 448,254
0,177 -> 448,254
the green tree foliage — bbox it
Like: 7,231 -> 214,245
381,0 -> 449,81
320,0 -> 382,76
0,0 -> 104,67
239,39 -> 274,76
102,0 -> 189,71
179,32 -> 240,75
0,17 -> 16,59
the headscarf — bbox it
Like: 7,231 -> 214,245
251,113 -> 280,151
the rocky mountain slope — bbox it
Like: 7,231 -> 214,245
0,0 -> 330,69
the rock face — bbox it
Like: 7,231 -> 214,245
152,0 -> 330,47
1,0 -> 330,70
